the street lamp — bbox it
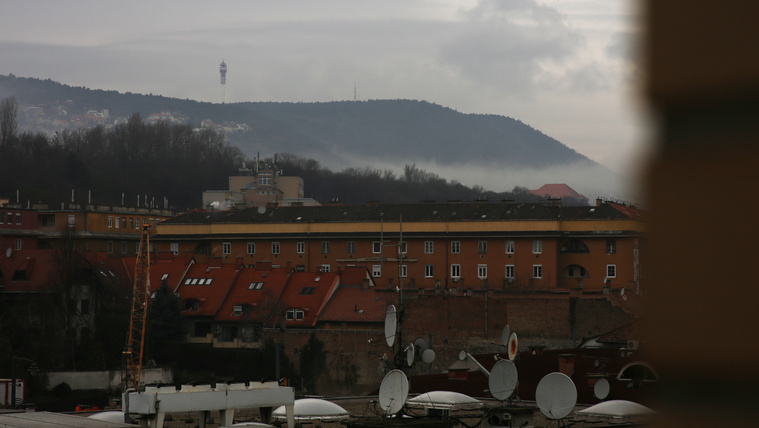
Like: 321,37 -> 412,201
10,356 -> 38,409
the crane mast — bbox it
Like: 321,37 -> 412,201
121,225 -> 151,392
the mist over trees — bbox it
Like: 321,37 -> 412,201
1,96 -> 532,208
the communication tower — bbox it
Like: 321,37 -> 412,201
219,60 -> 227,103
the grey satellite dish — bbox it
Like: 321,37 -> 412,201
5,247 -> 11,258
594,378 -> 610,400
501,325 -> 511,346
406,344 -> 415,367
384,305 -> 397,347
507,332 -> 519,361
536,372 -> 578,420
422,349 -> 436,364
414,337 -> 428,360
257,206 -> 266,214
458,350 -> 467,361
378,369 -> 410,415
489,359 -> 518,401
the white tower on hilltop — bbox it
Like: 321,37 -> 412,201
219,60 -> 227,103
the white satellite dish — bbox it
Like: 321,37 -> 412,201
507,332 -> 519,361
272,398 -> 349,422
501,325 -> 511,346
536,372 -> 578,420
458,350 -> 467,361
258,206 -> 266,214
378,369 -> 410,415
413,337 -> 428,360
384,305 -> 397,347
422,349 -> 436,364
594,378 -> 610,400
406,343 -> 415,367
5,247 -> 11,258
489,359 -> 518,401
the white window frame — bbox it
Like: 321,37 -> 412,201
68,214 -> 76,227
451,263 -> 461,279
478,264 -> 487,279
108,216 -> 113,228
505,265 -> 515,279
399,241 -> 407,255
247,242 -> 256,255
424,241 -> 434,254
347,241 -> 356,254
222,242 -> 231,255
399,265 -> 407,278
272,242 -> 280,255
319,264 -> 330,272
322,241 -> 330,254
533,264 -> 543,279
532,240 -> 543,254
170,243 -> 179,255
451,241 -> 461,254
607,240 -> 617,254
233,305 -> 243,316
607,264 -> 617,278
15,239 -> 22,250
372,241 -> 381,254
424,264 -> 434,278
115,217 -> 120,229
478,241 -> 487,254
372,265 -> 382,277
296,241 -> 305,254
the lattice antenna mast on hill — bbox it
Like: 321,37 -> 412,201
220,60 -> 227,103
121,225 -> 151,392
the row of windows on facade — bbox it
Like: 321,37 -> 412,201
0,212 -> 23,225
106,241 -> 148,254
366,263 -> 617,280
105,215 -> 159,230
207,239 -> 618,256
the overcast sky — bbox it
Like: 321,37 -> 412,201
1,0 -> 647,191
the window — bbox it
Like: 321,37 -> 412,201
607,264 -> 617,278
272,242 -> 280,255
16,213 -> 21,225
222,242 -> 231,255
319,264 -> 330,272
451,241 -> 461,254
424,241 -> 434,254
478,241 -> 487,254
0,212 -> 3,223
607,240 -> 617,254
506,240 -> 515,254
568,265 -> 587,277
286,309 -> 304,321
532,240 -> 543,254
247,242 -> 256,255
372,265 -> 382,277
321,241 -> 330,254
505,265 -> 515,279
249,282 -> 264,290
233,305 -> 243,316
299,287 -> 315,295
399,265 -> 407,278
115,217 -> 120,229
561,240 -> 589,253
129,218 -> 133,229
68,215 -> 76,227
424,264 -> 434,278
399,241 -> 407,254
161,273 -> 169,281
296,241 -> 305,254
372,241 -> 381,254
220,326 -> 238,342
451,264 -> 461,279
347,241 -> 356,254
478,264 -> 487,279
15,239 -> 22,250
533,265 -> 543,279
121,242 -> 127,254
107,241 -> 113,254
170,243 -> 179,255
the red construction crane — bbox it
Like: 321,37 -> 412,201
121,224 -> 151,392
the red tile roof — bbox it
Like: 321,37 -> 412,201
319,285 -> 396,324
277,271 -> 340,327
216,267 -> 291,323
147,256 -> 194,293
527,183 -> 587,199
0,249 -> 57,292
176,262 -> 243,317
607,202 -> 645,220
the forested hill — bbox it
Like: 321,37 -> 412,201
0,74 -> 596,171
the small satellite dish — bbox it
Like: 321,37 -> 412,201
414,338 -> 428,359
406,344 -> 415,367
507,332 -> 519,361
5,247 -> 12,258
384,305 -> 397,347
378,369 -> 410,415
501,325 -> 511,346
422,349 -> 436,364
489,359 -> 518,400
594,378 -> 610,400
458,350 -> 467,361
536,372 -> 578,420
258,206 -> 266,214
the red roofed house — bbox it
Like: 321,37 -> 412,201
319,267 -> 396,330
277,271 -> 340,328
526,183 -> 589,205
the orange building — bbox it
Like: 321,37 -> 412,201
154,199 -> 644,295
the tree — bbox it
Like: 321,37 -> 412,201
298,334 -> 326,393
0,96 -> 18,148
147,282 -> 183,362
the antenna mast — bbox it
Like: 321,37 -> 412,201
219,60 -> 227,103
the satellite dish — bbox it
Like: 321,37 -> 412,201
378,369 -> 409,415
422,349 -> 436,364
406,344 -> 415,367
489,359 -> 518,400
507,332 -> 519,361
501,325 -> 511,346
536,372 -> 578,420
594,378 -> 610,400
458,350 -> 467,361
258,206 -> 266,214
5,247 -> 11,258
384,305 -> 397,347
414,337 -> 428,360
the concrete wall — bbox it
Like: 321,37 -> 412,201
45,368 -> 173,391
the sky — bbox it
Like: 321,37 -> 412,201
1,0 -> 647,197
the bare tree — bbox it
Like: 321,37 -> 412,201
0,96 -> 18,148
